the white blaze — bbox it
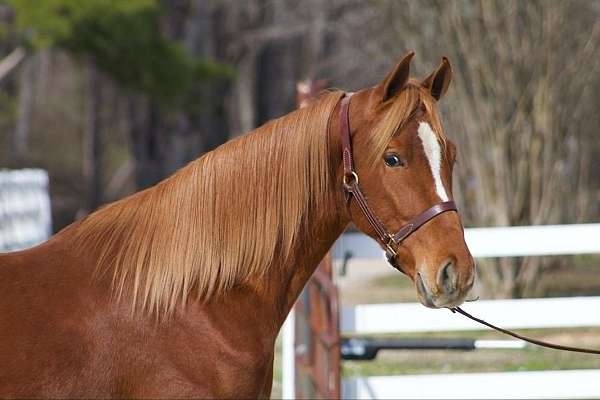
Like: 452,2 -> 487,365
417,121 -> 449,202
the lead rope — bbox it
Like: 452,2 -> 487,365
450,306 -> 600,355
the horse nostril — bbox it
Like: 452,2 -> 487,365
437,261 -> 457,293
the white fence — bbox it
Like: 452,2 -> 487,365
332,223 -> 600,259
282,223 -> 600,399
341,296 -> 600,334
0,169 -> 52,251
343,369 -> 600,400
341,296 -> 600,399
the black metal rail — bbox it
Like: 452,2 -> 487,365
341,337 -> 480,360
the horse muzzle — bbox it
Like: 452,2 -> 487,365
415,260 -> 475,309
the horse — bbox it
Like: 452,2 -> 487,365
0,52 -> 474,398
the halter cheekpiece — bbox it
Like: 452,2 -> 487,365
338,94 -> 457,271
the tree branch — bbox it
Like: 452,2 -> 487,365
0,47 -> 26,83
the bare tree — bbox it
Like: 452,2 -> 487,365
12,52 -> 35,163
330,0 -> 600,297
0,47 -> 25,83
81,60 -> 104,213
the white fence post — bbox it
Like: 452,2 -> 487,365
0,169 -> 52,252
281,309 -> 295,399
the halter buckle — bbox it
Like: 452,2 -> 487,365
342,171 -> 359,189
384,235 -> 397,261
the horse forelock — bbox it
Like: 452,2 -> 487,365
368,84 -> 447,167
73,90 -> 345,316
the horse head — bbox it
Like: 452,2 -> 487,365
338,52 -> 475,308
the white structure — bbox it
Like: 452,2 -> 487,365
340,296 -> 600,399
282,223 -> 600,399
332,223 -> 600,259
0,169 -> 52,251
343,369 -> 600,399
341,296 -> 600,334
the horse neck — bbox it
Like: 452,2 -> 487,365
245,104 -> 349,327
284,201 -> 346,316
243,195 -> 346,330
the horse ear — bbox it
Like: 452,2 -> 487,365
421,57 -> 452,101
378,51 -> 414,102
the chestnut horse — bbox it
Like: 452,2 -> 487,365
0,52 -> 474,398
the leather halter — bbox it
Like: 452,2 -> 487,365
338,95 -> 457,270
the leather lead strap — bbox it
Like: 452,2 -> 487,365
452,306 -> 600,355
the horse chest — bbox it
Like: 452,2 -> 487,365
100,304 -> 278,398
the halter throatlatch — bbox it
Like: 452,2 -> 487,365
338,95 -> 457,271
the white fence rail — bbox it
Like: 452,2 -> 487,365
0,169 -> 52,251
333,223 -> 600,259
341,296 -> 600,334
343,369 -> 600,399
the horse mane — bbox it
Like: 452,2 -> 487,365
73,90 -> 345,315
72,83 -> 444,316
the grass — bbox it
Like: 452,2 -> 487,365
340,270 -> 415,305
342,327 -> 600,377
343,348 -> 600,376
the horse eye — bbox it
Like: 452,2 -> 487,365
383,153 -> 404,168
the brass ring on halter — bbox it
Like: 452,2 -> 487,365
342,171 -> 359,188
385,235 -> 397,259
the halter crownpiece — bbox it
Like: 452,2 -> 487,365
338,94 -> 457,271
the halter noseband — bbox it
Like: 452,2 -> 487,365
338,95 -> 457,271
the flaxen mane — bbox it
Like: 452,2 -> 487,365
74,90 -> 344,314
73,84 -> 445,315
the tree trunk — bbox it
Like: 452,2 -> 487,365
12,52 -> 34,164
0,46 -> 25,83
82,60 -> 103,212
128,96 -> 164,189
188,0 -> 229,153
